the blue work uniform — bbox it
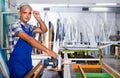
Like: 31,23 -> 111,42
8,23 -> 35,78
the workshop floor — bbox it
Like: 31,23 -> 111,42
102,55 -> 120,74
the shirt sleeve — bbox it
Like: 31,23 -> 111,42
10,23 -> 24,36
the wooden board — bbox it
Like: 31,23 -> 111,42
48,21 -> 54,50
102,62 -> 120,78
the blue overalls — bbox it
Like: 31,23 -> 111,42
8,24 -> 33,78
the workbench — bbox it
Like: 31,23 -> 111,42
59,43 -> 119,78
